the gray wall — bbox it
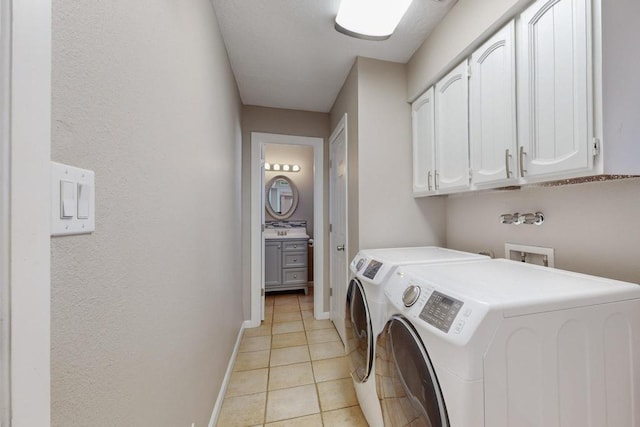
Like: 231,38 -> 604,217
51,1 -> 243,426
241,106 -> 330,315
409,0 -> 640,284
265,143 -> 315,235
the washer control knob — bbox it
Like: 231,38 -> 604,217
402,285 -> 421,307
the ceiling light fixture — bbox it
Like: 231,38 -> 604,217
335,0 -> 414,41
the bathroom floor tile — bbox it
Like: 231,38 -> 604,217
321,405 -> 368,426
271,332 -> 307,349
306,328 -> 340,344
217,392 -> 266,427
234,350 -> 270,372
312,356 -> 350,383
272,321 -> 304,335
300,302 -> 314,311
317,378 -> 358,411
226,368 -> 269,397
273,303 -> 301,314
268,361 -> 314,390
274,295 -> 300,306
309,341 -> 345,361
273,310 -> 302,323
244,323 -> 272,338
240,335 -> 272,353
303,318 -> 334,331
265,413 -> 322,427
270,345 -> 310,367
301,310 -> 314,319
265,384 -> 320,423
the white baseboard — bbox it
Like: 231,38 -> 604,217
244,319 -> 261,329
208,321 -> 247,427
315,311 -> 330,320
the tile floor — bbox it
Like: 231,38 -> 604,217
217,290 -> 368,427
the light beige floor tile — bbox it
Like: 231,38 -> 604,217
273,303 -> 301,314
273,310 -> 302,323
234,350 -> 270,372
270,345 -> 310,367
298,294 -> 314,303
271,332 -> 307,349
300,302 -> 314,311
265,384 -> 320,423
272,321 -> 304,335
217,392 -> 266,427
301,310 -> 314,319
304,318 -> 334,331
312,357 -> 350,383
226,368 -> 269,397
268,361 -> 314,390
306,328 -> 340,344
317,378 -> 358,411
265,414 -> 323,427
240,335 -> 272,353
274,295 -> 300,306
309,341 -> 346,361
321,405 -> 368,426
265,295 -> 276,305
244,323 -> 272,338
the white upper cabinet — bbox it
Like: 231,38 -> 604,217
470,21 -> 518,187
412,87 -> 436,196
435,60 -> 470,193
517,0 -> 593,180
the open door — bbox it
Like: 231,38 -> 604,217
329,116 -> 348,344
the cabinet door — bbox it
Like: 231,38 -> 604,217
412,87 -> 436,196
517,0 -> 593,179
264,241 -> 281,286
470,21 -> 518,187
435,60 -> 470,192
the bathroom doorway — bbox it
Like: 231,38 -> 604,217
250,133 -> 325,326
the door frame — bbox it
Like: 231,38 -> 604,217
328,114 -> 348,337
250,133 -> 325,326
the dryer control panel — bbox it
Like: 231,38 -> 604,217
419,291 -> 463,333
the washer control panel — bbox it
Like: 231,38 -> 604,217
362,259 -> 383,279
419,291 -> 463,333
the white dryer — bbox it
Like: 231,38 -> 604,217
345,247 -> 488,427
377,259 -> 640,426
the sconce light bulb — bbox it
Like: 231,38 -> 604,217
292,164 -> 300,172
273,164 -> 281,171
264,163 -> 271,170
283,164 -> 291,171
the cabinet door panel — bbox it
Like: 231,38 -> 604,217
436,60 -> 470,192
470,21 -> 518,186
412,87 -> 436,196
518,0 -> 592,179
264,241 -> 281,286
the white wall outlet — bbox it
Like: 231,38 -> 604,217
505,243 -> 555,267
51,161 -> 95,236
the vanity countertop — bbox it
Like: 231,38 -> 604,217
264,227 -> 309,240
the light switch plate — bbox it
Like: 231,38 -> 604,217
51,161 -> 95,236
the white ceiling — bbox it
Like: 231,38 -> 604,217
211,0 -> 457,112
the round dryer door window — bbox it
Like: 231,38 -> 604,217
376,315 -> 449,427
345,278 -> 373,383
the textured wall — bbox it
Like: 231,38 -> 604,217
51,1 -> 242,426
241,106 -> 330,316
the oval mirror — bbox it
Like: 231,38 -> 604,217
265,175 -> 299,220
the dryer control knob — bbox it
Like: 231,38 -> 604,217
402,285 -> 421,307
355,258 -> 365,271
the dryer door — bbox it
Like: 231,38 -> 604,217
376,315 -> 449,427
345,278 -> 373,383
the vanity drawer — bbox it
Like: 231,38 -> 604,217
282,268 -> 307,285
283,251 -> 307,268
283,240 -> 307,252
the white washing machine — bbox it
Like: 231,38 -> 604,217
345,247 -> 488,427
377,258 -> 640,426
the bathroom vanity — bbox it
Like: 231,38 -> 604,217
265,237 -> 308,294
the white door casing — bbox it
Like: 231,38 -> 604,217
517,0 -> 593,179
329,115 -> 348,345
470,21 -> 518,187
259,143 -> 266,321
250,133 -> 325,327
412,87 -> 436,196
435,60 -> 470,192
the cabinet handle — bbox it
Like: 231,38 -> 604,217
505,149 -> 512,178
435,171 -> 439,190
427,171 -> 432,191
519,146 -> 527,178
293,259 -> 297,262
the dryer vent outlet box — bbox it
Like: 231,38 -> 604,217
505,243 -> 554,267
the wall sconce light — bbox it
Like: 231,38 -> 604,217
264,163 -> 301,173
